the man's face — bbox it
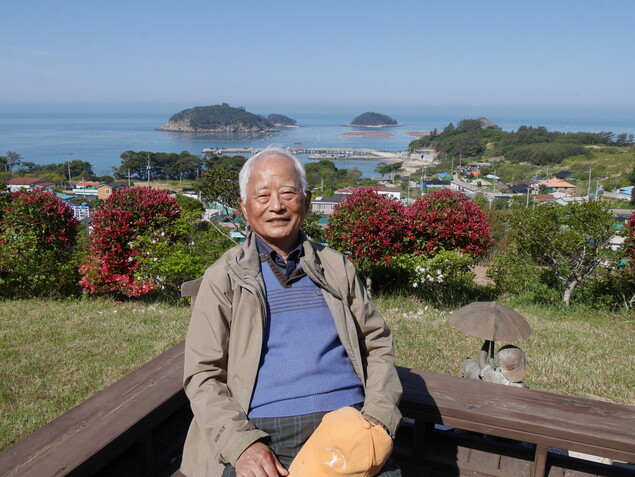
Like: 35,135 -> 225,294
239,154 -> 311,256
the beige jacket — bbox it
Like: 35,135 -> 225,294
181,234 -> 402,477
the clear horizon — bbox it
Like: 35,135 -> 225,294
2,1 -> 634,114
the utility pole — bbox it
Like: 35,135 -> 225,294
66,152 -> 73,187
147,153 -> 151,188
587,168 -> 592,200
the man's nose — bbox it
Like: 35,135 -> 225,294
269,193 -> 285,211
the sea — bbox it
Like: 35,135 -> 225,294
1,108 -> 634,177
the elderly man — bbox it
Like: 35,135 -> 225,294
181,148 -> 402,477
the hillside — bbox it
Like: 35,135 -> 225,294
408,118 -> 635,189
349,112 -> 399,127
158,103 -> 276,133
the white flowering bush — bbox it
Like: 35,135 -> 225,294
392,250 -> 475,306
131,220 -> 236,299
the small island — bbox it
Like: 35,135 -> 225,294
267,114 -> 298,127
158,103 -> 279,133
347,112 -> 401,127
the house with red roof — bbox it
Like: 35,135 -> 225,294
7,177 -> 55,193
334,186 -> 402,200
539,178 -> 576,192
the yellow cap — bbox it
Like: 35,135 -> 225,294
288,407 -> 393,476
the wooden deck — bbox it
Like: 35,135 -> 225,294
0,340 -> 633,477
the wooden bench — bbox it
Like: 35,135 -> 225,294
396,367 -> 635,476
1,279 -> 633,476
2,343 -> 634,476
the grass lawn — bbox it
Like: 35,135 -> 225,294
0,298 -> 192,450
1,296 -> 633,450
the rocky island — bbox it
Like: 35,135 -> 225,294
267,114 -> 298,127
158,103 -> 296,133
347,112 -> 401,127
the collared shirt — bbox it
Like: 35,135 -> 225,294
255,234 -> 305,285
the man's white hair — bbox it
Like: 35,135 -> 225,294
238,146 -> 308,200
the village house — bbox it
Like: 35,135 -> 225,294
7,177 -> 55,193
421,179 -> 453,190
534,193 -> 557,204
72,181 -> 101,197
334,186 -> 402,200
311,194 -> 347,216
539,178 -> 577,192
409,148 -> 437,163
467,162 -> 492,172
450,178 -> 479,196
508,182 -> 533,194
97,182 -> 127,200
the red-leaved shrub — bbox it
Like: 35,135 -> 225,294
0,190 -> 79,297
79,187 -> 181,297
408,189 -> 492,258
325,188 -> 412,269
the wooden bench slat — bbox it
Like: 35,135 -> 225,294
398,367 -> 635,464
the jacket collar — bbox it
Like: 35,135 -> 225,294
229,231 -> 342,300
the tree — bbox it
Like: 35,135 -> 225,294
79,187 -> 182,298
510,201 -> 615,306
301,210 -> 325,243
0,177 -> 9,221
0,190 -> 80,297
408,189 -> 492,258
325,188 -> 412,273
305,160 -> 344,191
196,161 -> 243,211
617,210 -> 635,309
615,133 -> 635,147
374,162 -> 402,178
3,151 -> 22,173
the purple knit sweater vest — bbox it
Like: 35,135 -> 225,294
248,264 -> 364,418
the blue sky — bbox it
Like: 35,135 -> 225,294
1,0 -> 634,114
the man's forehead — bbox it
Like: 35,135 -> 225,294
249,155 -> 301,186
252,153 -> 295,170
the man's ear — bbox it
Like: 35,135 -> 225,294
238,198 -> 248,222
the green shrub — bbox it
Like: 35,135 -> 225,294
487,246 -> 542,295
392,250 -> 478,306
132,222 -> 235,299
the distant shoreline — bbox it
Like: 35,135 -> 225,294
343,123 -> 403,128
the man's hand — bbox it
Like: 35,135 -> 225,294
363,414 -> 389,435
235,441 -> 289,477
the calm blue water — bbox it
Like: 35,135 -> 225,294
1,109 -> 633,177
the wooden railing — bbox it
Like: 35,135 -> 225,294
1,339 -> 633,477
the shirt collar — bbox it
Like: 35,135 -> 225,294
255,234 -> 305,278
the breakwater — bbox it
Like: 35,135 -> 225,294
202,147 -> 402,161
